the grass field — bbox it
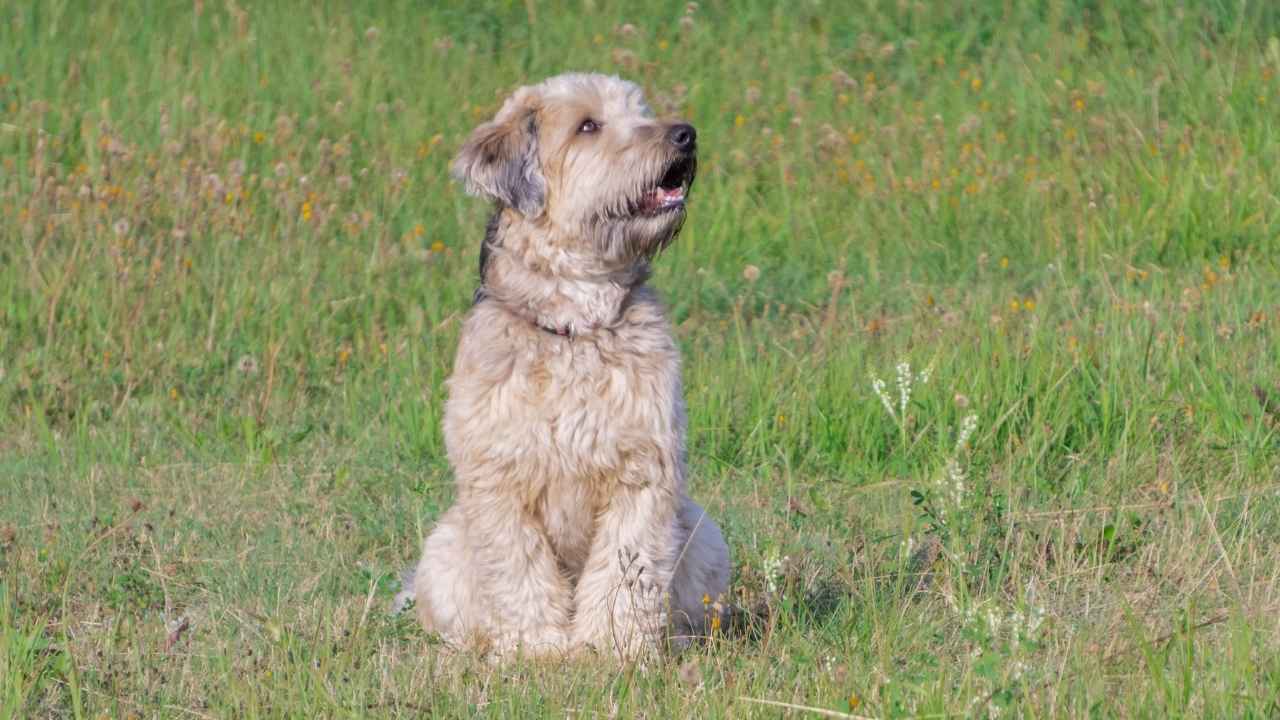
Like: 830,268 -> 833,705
3,0 -> 1280,716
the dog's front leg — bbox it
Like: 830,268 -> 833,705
460,497 -> 574,658
571,482 -> 677,659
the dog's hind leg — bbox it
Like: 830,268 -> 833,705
666,497 -> 731,648
412,507 -> 476,640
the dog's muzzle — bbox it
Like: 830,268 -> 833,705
636,123 -> 697,215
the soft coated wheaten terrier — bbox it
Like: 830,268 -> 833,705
399,73 -> 730,659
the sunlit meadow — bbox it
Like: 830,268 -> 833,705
3,1 -> 1280,717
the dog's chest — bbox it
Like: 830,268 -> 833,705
444,304 -> 685,573
525,334 -> 679,572
530,333 -> 677,477
447,320 -> 681,475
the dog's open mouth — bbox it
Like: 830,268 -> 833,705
636,156 -> 696,215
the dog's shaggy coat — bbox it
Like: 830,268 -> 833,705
403,73 -> 729,659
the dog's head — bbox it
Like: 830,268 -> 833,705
453,73 -> 697,269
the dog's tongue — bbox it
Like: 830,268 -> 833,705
642,186 -> 685,211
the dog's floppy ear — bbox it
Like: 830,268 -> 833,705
452,88 -> 546,218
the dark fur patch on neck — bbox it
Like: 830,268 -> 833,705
473,206 -> 504,305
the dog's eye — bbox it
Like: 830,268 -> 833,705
577,119 -> 600,134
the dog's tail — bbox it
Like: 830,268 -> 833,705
390,564 -> 417,614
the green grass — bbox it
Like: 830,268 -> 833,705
2,0 -> 1279,716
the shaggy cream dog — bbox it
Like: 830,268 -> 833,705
400,73 -> 730,659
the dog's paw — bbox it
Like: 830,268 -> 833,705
390,590 -> 416,614
523,625 -> 574,657
484,625 -> 574,662
389,564 -> 418,614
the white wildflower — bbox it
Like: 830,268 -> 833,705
871,375 -> 895,419
895,361 -> 912,417
762,549 -> 786,595
916,364 -> 932,385
944,457 -> 966,507
954,412 -> 978,453
985,607 -> 1003,636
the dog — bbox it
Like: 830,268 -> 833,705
399,73 -> 730,660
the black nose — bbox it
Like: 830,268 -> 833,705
667,123 -> 696,152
